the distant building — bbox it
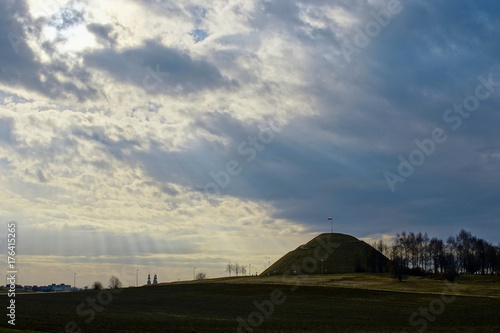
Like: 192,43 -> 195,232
51,284 -> 72,292
35,283 -> 72,292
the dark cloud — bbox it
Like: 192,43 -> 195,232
0,0 -> 96,101
280,1 -> 500,240
2,0 -> 500,245
70,126 -> 142,162
84,40 -> 237,95
131,0 -> 184,16
87,23 -> 117,47
36,169 -> 48,183
119,0 -> 500,242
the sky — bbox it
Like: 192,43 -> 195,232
1,0 -> 500,287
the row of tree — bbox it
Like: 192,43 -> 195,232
225,262 -> 248,276
92,276 -> 122,290
374,229 -> 500,276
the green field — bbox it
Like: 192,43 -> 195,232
1,274 -> 499,332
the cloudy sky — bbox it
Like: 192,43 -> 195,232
1,0 -> 500,286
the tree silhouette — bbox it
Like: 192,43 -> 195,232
92,281 -> 103,290
385,229 -> 499,277
226,262 -> 234,277
196,272 -> 206,280
391,256 -> 404,282
108,276 -> 122,289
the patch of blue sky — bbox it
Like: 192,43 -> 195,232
190,29 -> 209,43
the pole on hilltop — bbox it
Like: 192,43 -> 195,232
328,217 -> 333,233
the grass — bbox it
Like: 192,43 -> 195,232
0,329 -> 47,333
0,290 -> 29,295
178,272 -> 500,298
1,274 -> 499,332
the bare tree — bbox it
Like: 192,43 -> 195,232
196,272 -> 207,280
496,245 -> 500,275
226,262 -> 234,277
475,238 -> 487,275
234,263 -> 240,276
486,244 -> 498,274
375,239 -> 389,257
391,255 -> 404,282
92,281 -> 103,290
456,229 -> 473,274
393,233 -> 409,270
241,265 -> 247,276
429,237 -> 444,274
108,276 -> 122,289
391,229 -> 499,276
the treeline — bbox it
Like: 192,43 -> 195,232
226,262 -> 247,276
374,229 -> 500,276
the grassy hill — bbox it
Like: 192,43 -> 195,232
261,233 -> 390,276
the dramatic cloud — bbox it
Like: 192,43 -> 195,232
84,40 -> 237,95
0,0 -> 96,100
1,0 -> 499,286
86,23 -> 117,47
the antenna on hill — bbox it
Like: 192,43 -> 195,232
328,216 -> 333,233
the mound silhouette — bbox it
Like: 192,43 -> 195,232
261,233 -> 390,276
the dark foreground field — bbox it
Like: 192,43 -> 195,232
1,276 -> 500,332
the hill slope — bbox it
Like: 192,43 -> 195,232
261,233 -> 390,276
